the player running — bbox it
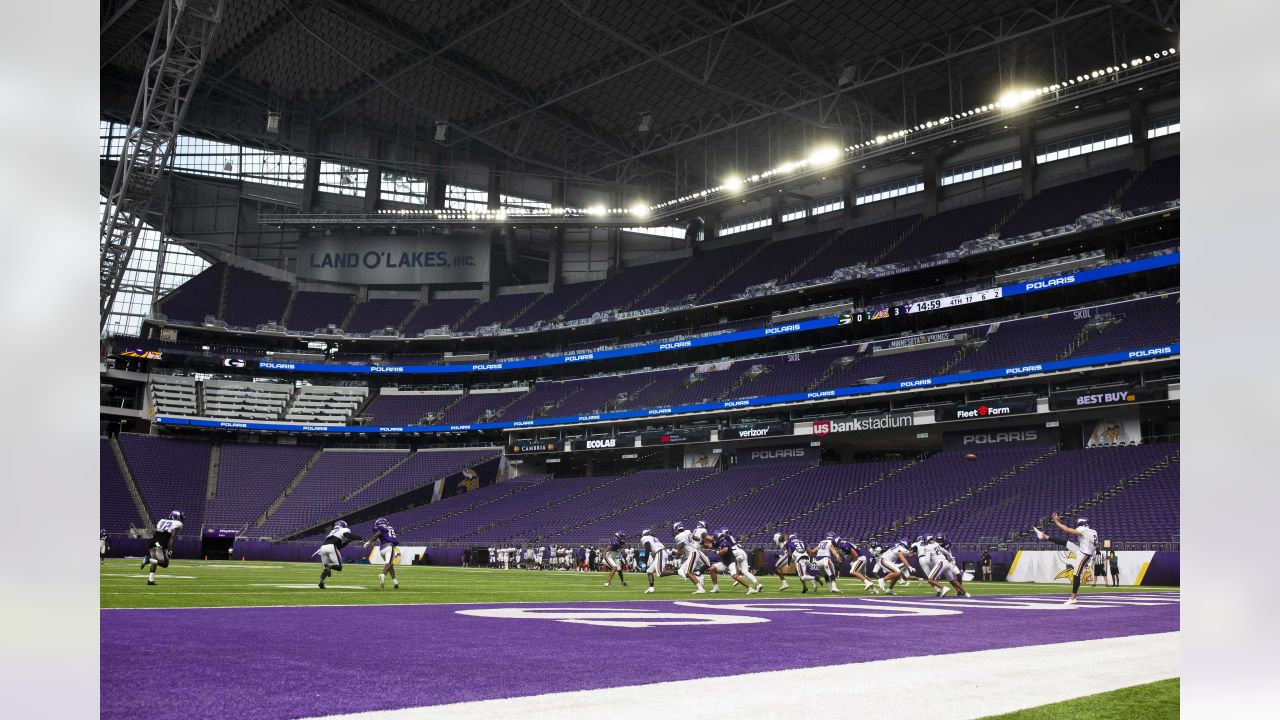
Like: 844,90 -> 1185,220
772,532 -> 815,593
640,528 -> 669,594
315,520 -> 363,589
603,532 -> 629,587
709,528 -> 763,593
811,532 -> 842,593
100,529 -> 110,564
832,536 -> 878,593
142,511 -> 183,586
1033,513 -> 1099,605
363,517 -> 400,590
876,537 -> 914,595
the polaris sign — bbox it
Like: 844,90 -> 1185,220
298,234 -> 490,285
736,444 -> 820,465
811,414 -> 913,436
936,396 -> 1036,421
943,426 -> 1059,448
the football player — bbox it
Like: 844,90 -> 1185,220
709,528 -> 762,593
832,536 -> 877,593
314,520 -> 363,589
639,528 -> 669,594
877,538 -> 914,595
100,529 -> 110,564
931,533 -> 972,597
363,517 -> 400,590
604,532 -> 629,587
1033,513 -> 1099,605
142,511 -> 183,586
811,532 -> 842,593
771,532 -> 815,593
672,522 -> 709,593
912,534 -> 949,596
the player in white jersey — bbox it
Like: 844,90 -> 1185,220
930,534 -> 972,597
142,511 -> 184,585
1033,513 -> 1099,605
876,538 -> 914,595
707,528 -> 763,593
673,522 -> 710,593
314,520 -> 363,589
100,529 -> 110,564
810,532 -> 843,593
912,534 -> 949,596
640,528 -> 669,593
690,521 -> 723,592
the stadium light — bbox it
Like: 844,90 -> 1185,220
997,88 -> 1036,110
629,204 -> 650,218
808,146 -> 841,166
586,206 -> 606,217
723,175 -> 745,192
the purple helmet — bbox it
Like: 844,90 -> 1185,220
672,522 -> 685,533
696,520 -> 707,528
824,531 -> 835,540
334,520 -> 348,529
717,527 -> 730,537
375,517 -> 388,528
169,510 -> 184,522
641,528 -> 652,536
614,531 -> 625,538
1076,517 -> 1089,527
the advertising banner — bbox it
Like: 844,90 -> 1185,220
810,413 -> 914,436
935,396 -> 1037,421
1048,385 -> 1167,411
683,445 -> 721,469
202,528 -> 239,539
1006,549 -> 1156,587
507,439 -> 562,454
640,429 -> 713,446
943,426 -> 1058,448
119,348 -> 163,360
733,444 -> 820,465
1084,416 -> 1144,447
297,233 -> 490,285
569,435 -> 635,451
720,423 -> 794,440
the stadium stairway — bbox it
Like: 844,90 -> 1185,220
109,436 -> 153,530
505,293 -> 546,328
1009,448 -> 1180,546
888,447 -> 1061,541
215,264 -> 230,320
451,301 -> 482,331
401,475 -> 562,535
695,240 -> 771,303
622,256 -> 694,312
337,298 -> 360,332
205,443 -> 220,501
448,474 -> 631,542
777,231 -> 844,285
279,286 -> 298,328
744,456 -> 922,542
251,448 -> 324,530
868,215 -> 927,265
544,468 -> 720,541
340,452 -> 419,502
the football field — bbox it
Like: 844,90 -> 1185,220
101,560 -> 1180,719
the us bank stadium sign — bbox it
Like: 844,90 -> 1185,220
811,413 -> 914,436
298,234 -> 490,285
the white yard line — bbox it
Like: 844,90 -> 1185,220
301,631 -> 1180,720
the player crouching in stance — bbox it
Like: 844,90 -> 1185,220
1032,513 -> 1099,606
315,520 -> 363,589
876,538 -> 915,595
772,532 -> 814,593
363,518 -> 400,590
604,532 -> 629,587
810,532 -> 844,593
709,528 -> 763,594
832,536 -> 878,593
640,528 -> 670,594
142,511 -> 183,585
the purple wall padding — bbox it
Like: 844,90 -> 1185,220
1141,551 -> 1180,586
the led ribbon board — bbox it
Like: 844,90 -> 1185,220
158,344 -> 1179,434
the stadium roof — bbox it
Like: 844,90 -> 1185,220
100,0 -> 1178,190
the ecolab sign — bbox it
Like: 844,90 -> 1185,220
585,438 -> 618,449
811,414 -> 913,436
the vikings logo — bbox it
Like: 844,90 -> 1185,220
1052,548 -> 1093,584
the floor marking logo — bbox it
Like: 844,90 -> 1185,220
673,600 -> 961,618
456,606 -> 770,628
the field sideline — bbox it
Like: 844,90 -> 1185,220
101,558 -> 1175,609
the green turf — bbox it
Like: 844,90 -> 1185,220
980,678 -> 1179,719
100,558 -> 1178,609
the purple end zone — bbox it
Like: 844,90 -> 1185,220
101,594 -> 1179,719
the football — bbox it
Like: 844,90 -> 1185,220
964,452 -> 978,461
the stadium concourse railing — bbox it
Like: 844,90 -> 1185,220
153,342 -> 1180,435
144,251 -> 1178,370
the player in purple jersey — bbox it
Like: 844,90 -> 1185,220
832,536 -> 878,593
603,532 -> 629,588
143,511 -> 184,585
709,528 -> 762,593
363,518 -> 400,590
771,532 -> 814,593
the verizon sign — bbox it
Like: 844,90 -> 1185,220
811,413 -> 913,436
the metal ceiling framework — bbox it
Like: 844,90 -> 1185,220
99,0 -> 1178,199
100,0 -> 226,331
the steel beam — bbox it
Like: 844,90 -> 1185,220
100,0 -> 226,330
